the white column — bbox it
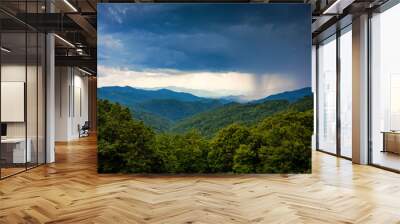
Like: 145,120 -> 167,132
352,14 -> 369,164
46,32 -> 55,163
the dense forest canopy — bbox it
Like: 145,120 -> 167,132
98,96 -> 313,174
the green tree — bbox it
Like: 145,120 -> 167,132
97,100 -> 159,173
154,131 -> 209,173
255,110 -> 312,173
208,124 -> 251,172
233,144 -> 257,173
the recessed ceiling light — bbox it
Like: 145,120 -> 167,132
1,47 -> 11,53
63,0 -> 78,12
78,67 -> 92,76
322,0 -> 353,15
54,34 -> 75,48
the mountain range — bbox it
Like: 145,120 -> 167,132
98,86 -> 313,134
98,86 -> 211,104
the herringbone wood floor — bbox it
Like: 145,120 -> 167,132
1,136 -> 400,224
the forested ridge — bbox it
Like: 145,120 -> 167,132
98,86 -> 313,134
171,96 -> 313,137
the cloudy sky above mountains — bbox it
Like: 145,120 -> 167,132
98,4 -> 311,100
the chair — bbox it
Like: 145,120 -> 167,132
79,121 -> 90,138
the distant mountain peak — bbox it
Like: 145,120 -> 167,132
99,85 -> 205,102
252,87 -> 312,104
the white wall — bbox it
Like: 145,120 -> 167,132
1,63 -> 46,164
55,66 -> 69,141
0,65 -> 39,137
1,65 -> 26,139
55,67 -> 89,141
71,72 -> 89,138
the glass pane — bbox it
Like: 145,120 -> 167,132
317,35 -> 337,154
1,31 -> 27,177
339,28 -> 352,158
0,1 -> 46,178
371,4 -> 400,171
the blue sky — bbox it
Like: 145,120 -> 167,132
98,4 -> 311,100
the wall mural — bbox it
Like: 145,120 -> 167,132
97,3 -> 312,173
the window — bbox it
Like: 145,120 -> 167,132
370,2 -> 400,171
317,35 -> 337,154
339,26 -> 352,158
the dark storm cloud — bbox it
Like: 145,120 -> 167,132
98,4 -> 311,85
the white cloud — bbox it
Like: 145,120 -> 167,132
99,34 -> 122,49
98,66 -> 302,100
107,6 -> 127,24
